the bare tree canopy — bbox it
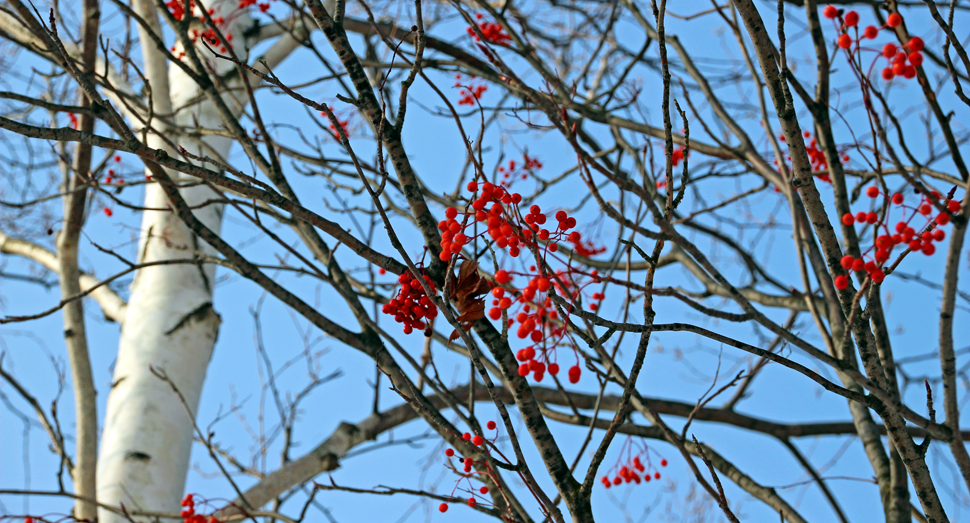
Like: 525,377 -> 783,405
1,0 -> 969,522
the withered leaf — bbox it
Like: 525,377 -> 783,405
448,260 -> 490,341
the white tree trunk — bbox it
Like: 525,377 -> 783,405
95,0 -> 332,517
96,1 -> 243,519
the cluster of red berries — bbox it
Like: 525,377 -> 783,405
455,75 -> 488,106
834,187 -> 961,289
514,344 -> 581,383
466,14 -> 511,45
879,38 -> 924,81
319,110 -> 351,139
164,3 -> 235,56
439,421 -> 499,513
238,0 -> 271,12
382,271 -> 439,334
493,267 -> 602,383
822,6 -> 923,82
601,439 -> 668,488
105,154 -> 123,184
777,131 -> 851,183
497,154 -> 543,186
435,165 -> 605,383
180,494 -> 217,523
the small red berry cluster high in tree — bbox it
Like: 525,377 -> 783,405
466,14 -> 511,45
600,437 -> 668,488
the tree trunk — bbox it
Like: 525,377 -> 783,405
96,1 -> 240,519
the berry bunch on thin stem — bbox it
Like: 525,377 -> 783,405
382,269 -> 439,334
466,14 -> 511,45
180,493 -> 218,523
600,437 -> 668,488
439,421 -> 502,513
835,186 -> 962,289
823,5 -> 922,82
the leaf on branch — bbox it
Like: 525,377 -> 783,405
447,260 -> 489,341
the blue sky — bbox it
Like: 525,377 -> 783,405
2,1 -> 970,522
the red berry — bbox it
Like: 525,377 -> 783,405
881,67 -> 895,81
919,204 -> 932,215
903,66 -> 916,79
852,259 -> 865,272
568,365 -> 581,384
486,420 -> 497,430
480,486 -> 489,494
661,459 -> 668,467
445,448 -> 454,456
462,432 -> 471,440
866,212 -> 879,224
908,36 -> 924,52
871,270 -> 885,283
923,243 -> 936,256
947,200 -> 961,213
472,435 -> 484,446
936,213 -> 950,225
495,270 -> 510,284
439,503 -> 449,513
864,25 -> 879,39
103,207 -> 113,217
114,155 -> 121,162
843,11 -> 859,27
840,255 -> 854,269
518,363 -> 530,376
834,275 -> 849,290
467,181 -> 478,192
548,363 -> 560,375
909,52 -> 923,67
887,13 -> 902,27
837,34 -> 852,49
842,213 -> 855,226
467,498 -> 476,507
883,43 -> 898,58
823,5 -> 838,19
892,193 -> 904,205
445,207 -> 458,219
866,186 -> 879,198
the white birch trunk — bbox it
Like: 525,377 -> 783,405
96,1 -> 245,519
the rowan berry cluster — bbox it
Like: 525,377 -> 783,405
439,421 -> 500,514
319,110 -> 351,139
434,168 -> 606,383
776,131 -> 851,183
601,438 -> 667,488
238,0 -> 271,12
822,6 -> 922,82
466,14 -> 511,45
382,270 -> 439,334
834,186 -> 961,289
105,154 -> 123,185
180,493 -> 217,523
497,154 -> 543,186
455,75 -> 488,106
496,267 -> 601,383
164,1 -> 242,57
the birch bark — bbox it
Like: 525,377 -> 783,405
96,1 -> 243,519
